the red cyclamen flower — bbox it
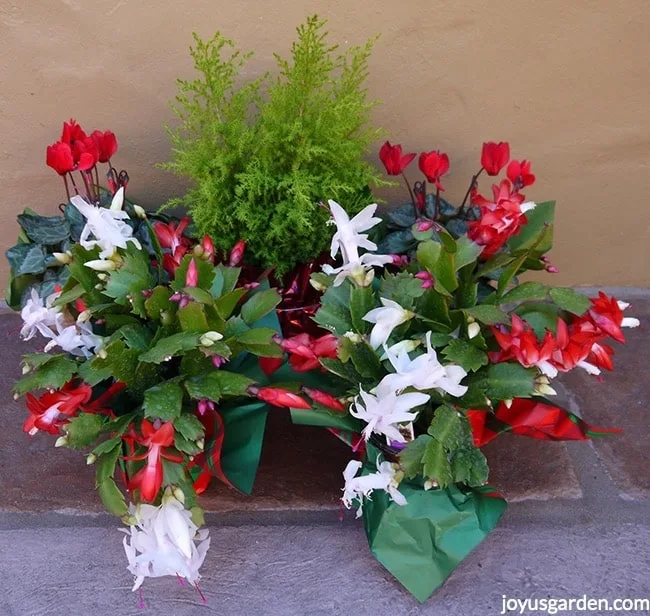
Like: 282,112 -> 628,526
418,150 -> 450,191
90,130 -> 118,163
481,141 -> 510,176
507,159 -> 535,188
379,141 -> 416,176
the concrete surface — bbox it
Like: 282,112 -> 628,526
0,292 -> 649,615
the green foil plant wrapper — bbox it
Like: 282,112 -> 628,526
361,444 -> 506,603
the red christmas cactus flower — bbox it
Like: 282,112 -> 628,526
490,314 -> 559,377
480,141 -> 510,176
379,141 -> 416,176
249,386 -> 311,409
468,179 -> 534,257
125,420 -> 183,502
82,382 -> 127,416
301,387 -> 345,412
153,217 -> 191,254
585,291 -> 640,344
23,382 -> 93,436
468,399 -> 620,447
90,130 -> 118,163
507,159 -> 535,188
418,150 -> 450,190
280,333 -> 338,372
162,246 -> 189,277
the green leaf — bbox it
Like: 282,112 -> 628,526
475,253 -> 515,280
428,405 -> 470,450
103,244 -> 155,316
90,340 -> 138,384
486,363 -> 537,399
417,240 -> 457,293
185,370 -> 254,400
451,447 -> 489,486
214,288 -> 247,320
21,352 -> 62,370
95,441 -> 121,486
319,357 -> 363,383
347,340 -> 382,380
415,289 -> 451,328
139,331 -> 202,363
97,477 -> 129,517
77,359 -> 112,386
143,381 -> 183,421
349,285 -> 376,334
145,286 -> 174,320
441,339 -> 488,372
241,288 -> 282,325
462,305 -> 509,325
174,413 -> 205,441
13,356 -> 78,396
314,283 -> 353,335
211,264 -> 241,297
92,436 -> 122,457
421,438 -> 452,486
183,286 -> 214,305
454,236 -> 482,271
5,244 -> 47,276
398,434 -> 432,478
112,323 -> 153,351
64,413 -> 105,449
549,287 -> 591,316
508,201 -> 555,253
177,302 -> 210,331
237,327 -> 282,357
17,212 -> 70,245
379,272 -> 426,309
52,284 -> 86,307
310,272 -> 332,290
500,281 -> 549,304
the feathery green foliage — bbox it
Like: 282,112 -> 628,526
162,16 -> 388,275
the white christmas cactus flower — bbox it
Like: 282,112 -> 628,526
377,331 -> 468,398
19,289 -> 61,341
42,314 -> 103,358
618,301 -> 641,329
363,298 -> 415,349
350,386 -> 429,444
341,458 -> 407,518
121,488 -> 210,592
322,200 -> 392,287
71,188 -> 141,259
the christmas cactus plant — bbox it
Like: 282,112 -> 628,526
279,141 -> 639,601
8,120 -> 316,599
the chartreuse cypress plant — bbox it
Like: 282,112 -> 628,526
162,15 -> 388,275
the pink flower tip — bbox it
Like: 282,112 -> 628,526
416,220 -> 435,232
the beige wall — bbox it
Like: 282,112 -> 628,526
1,0 -> 649,287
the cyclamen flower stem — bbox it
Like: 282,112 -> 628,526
68,171 -> 80,196
94,166 -> 101,203
62,174 -> 71,201
434,187 -> 441,220
459,167 -> 485,213
401,171 -> 418,219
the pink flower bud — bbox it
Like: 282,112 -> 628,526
186,258 -> 199,288
391,254 -> 409,267
414,270 -> 434,289
546,265 -> 559,274
249,386 -> 311,409
229,240 -> 246,267
201,235 -> 215,262
416,220 -> 434,232
211,355 -> 227,369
